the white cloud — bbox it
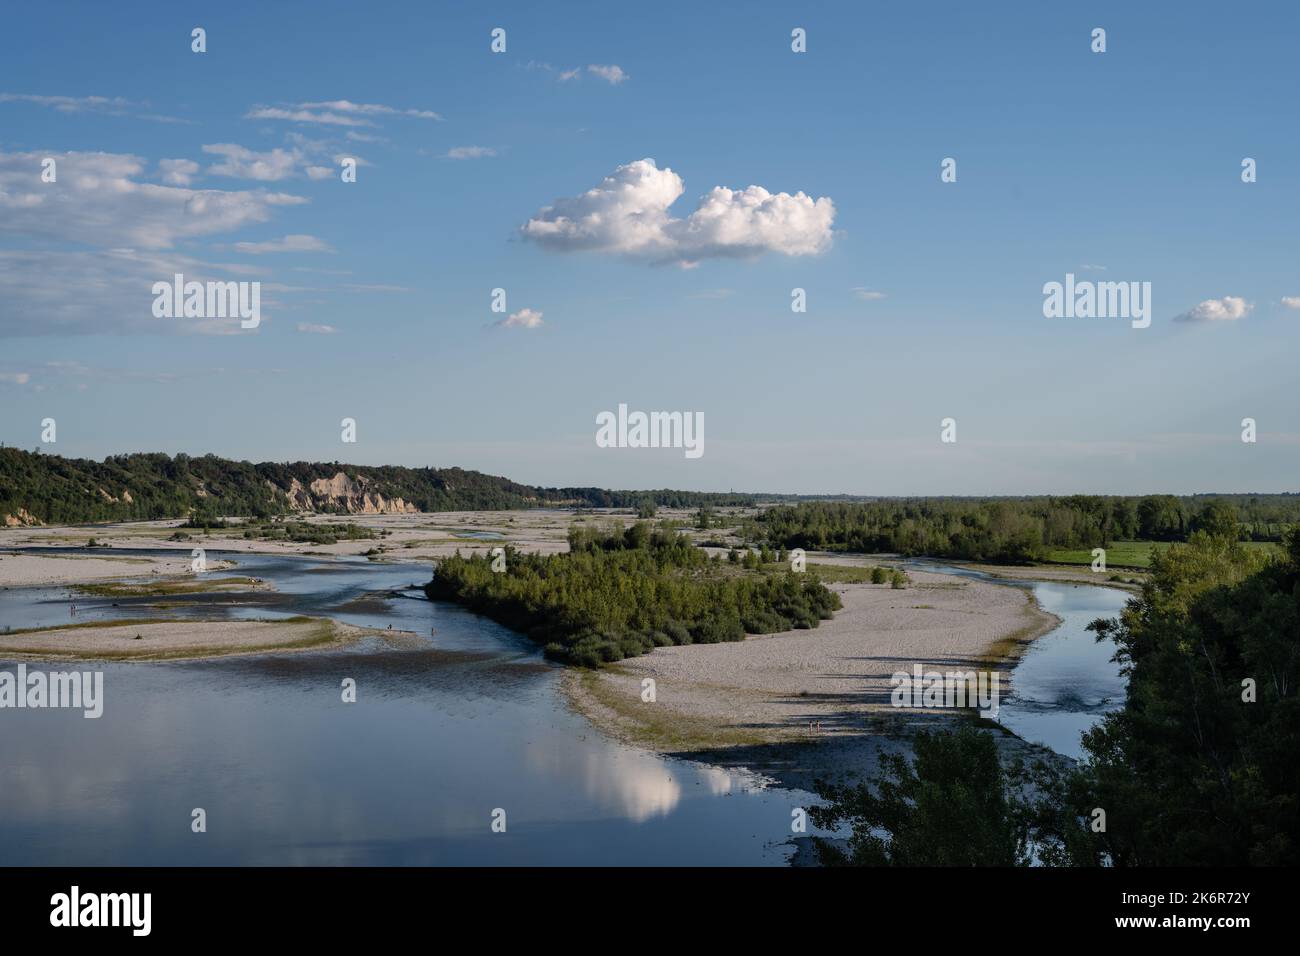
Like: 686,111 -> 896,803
203,143 -> 301,181
497,308 -> 544,329
233,234 -> 333,255
305,166 -> 333,180
298,99 -> 441,120
0,248 -> 276,336
587,65 -> 629,84
158,158 -> 200,186
444,146 -> 497,160
0,150 -> 307,250
521,158 -> 835,266
0,92 -> 188,123
0,371 -> 30,385
1281,296 -> 1300,310
296,322 -> 337,334
247,99 -> 441,127
1173,296 -> 1253,323
558,68 -> 581,82
852,288 -> 887,301
1081,263 -> 1107,272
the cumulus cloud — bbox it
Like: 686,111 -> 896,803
587,65 -> 629,84
497,308 -> 544,329
520,158 -> 835,266
1173,296 -> 1253,323
203,143 -> 301,181
233,234 -> 333,255
158,158 -> 200,186
0,150 -> 307,250
296,322 -> 337,334
1282,296 -> 1300,310
443,146 -> 497,160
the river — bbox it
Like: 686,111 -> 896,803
0,548 -> 1129,864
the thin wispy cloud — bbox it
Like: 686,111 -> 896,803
246,99 -> 441,127
1281,296 -> 1300,310
233,234 -> 333,255
443,146 -> 497,160
0,92 -> 190,123
0,150 -> 306,250
295,323 -> 337,334
852,288 -> 887,301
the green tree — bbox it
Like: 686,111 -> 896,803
809,728 -> 1033,866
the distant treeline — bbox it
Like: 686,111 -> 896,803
0,448 -> 754,524
425,524 -> 841,666
757,495 -> 1300,563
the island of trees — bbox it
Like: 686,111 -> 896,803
425,523 -> 841,666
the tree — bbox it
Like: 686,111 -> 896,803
809,728 -> 1033,866
1190,499 -> 1240,540
1073,530 -> 1299,865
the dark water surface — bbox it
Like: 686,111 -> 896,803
1,549 -> 811,865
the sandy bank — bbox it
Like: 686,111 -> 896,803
564,566 -> 1062,790
0,617 -> 403,662
0,550 -> 242,587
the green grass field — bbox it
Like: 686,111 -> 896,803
1045,539 -> 1280,570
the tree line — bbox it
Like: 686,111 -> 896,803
756,495 -> 1300,564
0,448 -> 753,524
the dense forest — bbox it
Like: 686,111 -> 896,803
810,526 -> 1300,865
0,448 -> 754,524
425,524 -> 841,666
757,495 -> 1300,564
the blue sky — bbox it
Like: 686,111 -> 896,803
1,0 -> 1297,494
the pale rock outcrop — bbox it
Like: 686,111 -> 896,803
282,472 -> 418,515
3,507 -> 42,527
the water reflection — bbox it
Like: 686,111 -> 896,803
0,548 -> 812,865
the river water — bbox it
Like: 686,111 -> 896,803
913,562 -> 1129,759
0,548 -> 1128,864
